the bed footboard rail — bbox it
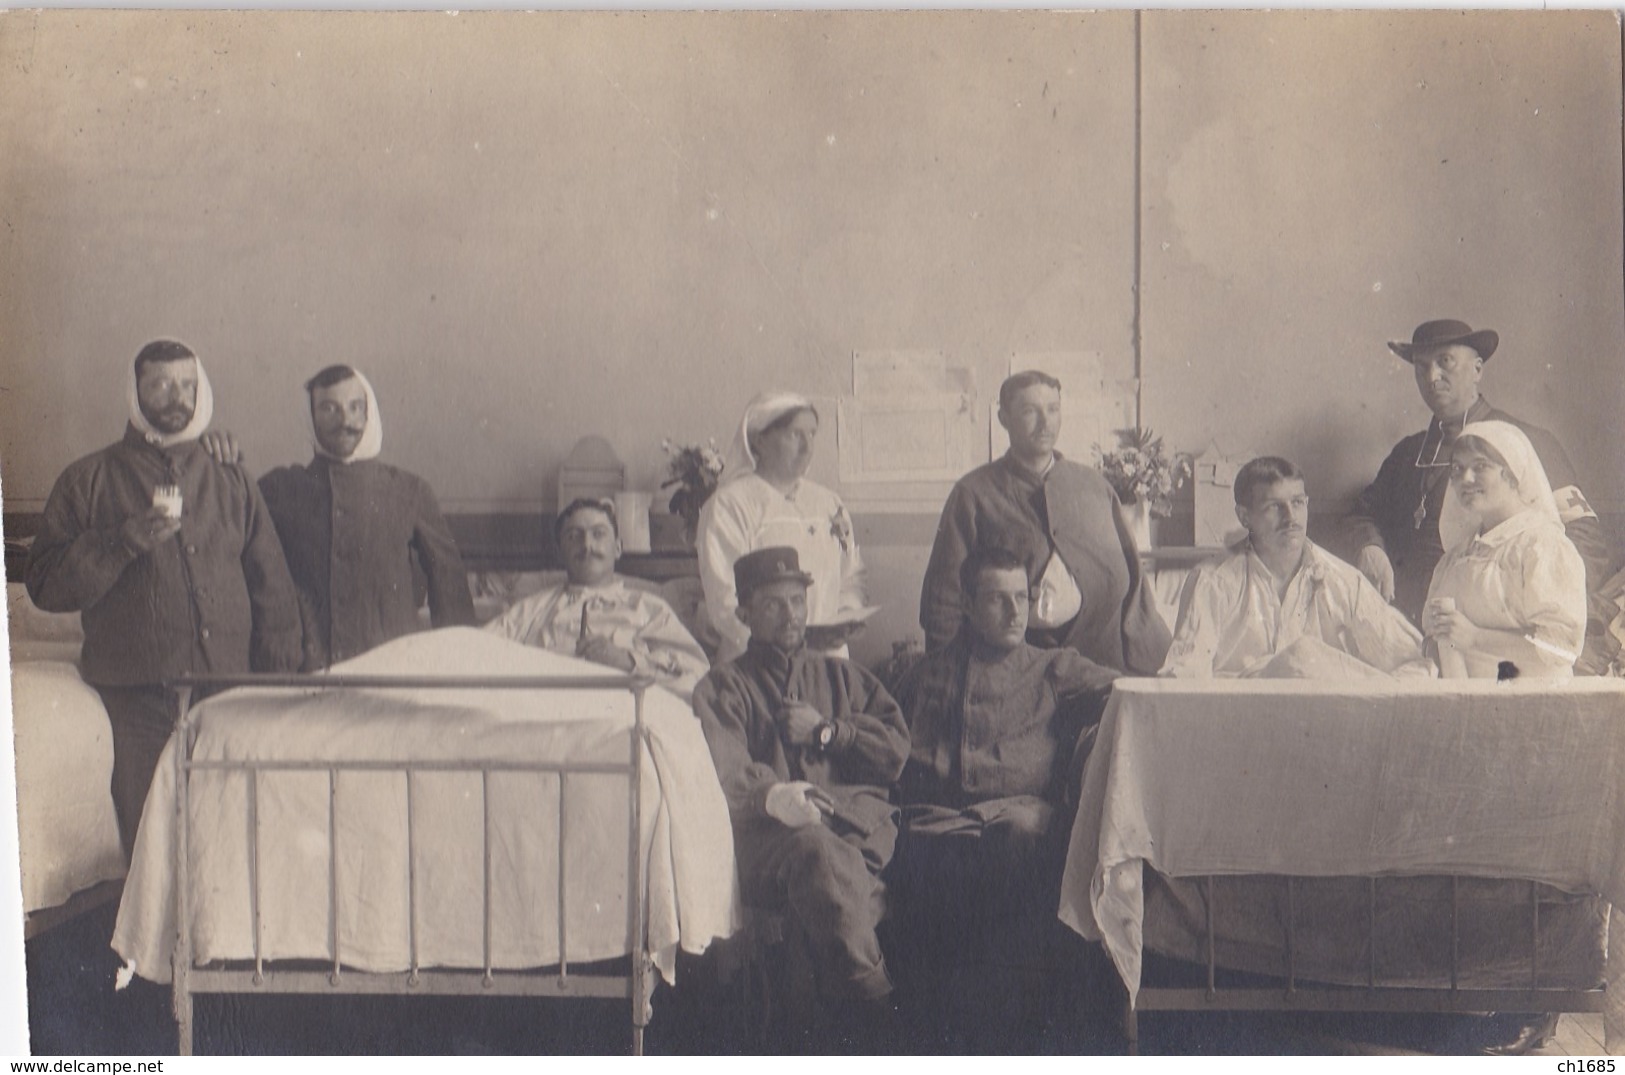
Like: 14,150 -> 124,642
165,672 -> 659,1056
1127,872 -> 1608,1050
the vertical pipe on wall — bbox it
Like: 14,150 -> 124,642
1132,10 -> 1145,432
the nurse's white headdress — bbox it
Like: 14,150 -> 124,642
1438,419 -> 1560,551
720,390 -> 816,483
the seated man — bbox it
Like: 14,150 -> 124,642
692,547 -> 909,1037
891,548 -> 1119,1011
1162,456 -> 1428,678
484,497 -> 709,701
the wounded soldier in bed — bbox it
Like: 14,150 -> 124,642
692,546 -> 909,1043
483,497 -> 709,701
889,547 -> 1118,1023
1160,456 -> 1430,679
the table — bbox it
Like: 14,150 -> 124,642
1058,676 -> 1625,1044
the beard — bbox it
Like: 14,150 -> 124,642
320,427 -> 365,456
143,403 -> 195,433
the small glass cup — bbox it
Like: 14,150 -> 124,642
152,484 -> 183,521
1428,597 -> 1469,678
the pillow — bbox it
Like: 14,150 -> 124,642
465,570 -> 567,625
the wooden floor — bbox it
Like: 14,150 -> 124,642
1251,1011 -> 1610,1057
1538,1013 -> 1610,1056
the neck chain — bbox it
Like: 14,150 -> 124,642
1412,411 -> 1469,530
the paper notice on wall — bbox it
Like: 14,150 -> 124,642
838,352 -> 981,498
1193,449 -> 1248,548
837,393 -> 982,483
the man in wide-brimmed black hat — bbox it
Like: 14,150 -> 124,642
1343,319 -> 1619,674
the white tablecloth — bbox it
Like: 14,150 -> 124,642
1058,676 -> 1625,1044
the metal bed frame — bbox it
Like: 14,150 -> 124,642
1126,872 -> 1608,1050
165,672 -> 660,1056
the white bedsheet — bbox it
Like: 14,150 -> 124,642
10,659 -> 125,914
112,627 -> 739,984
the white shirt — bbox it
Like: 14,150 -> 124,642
697,473 -> 866,663
1161,541 -> 1426,679
1426,510 -> 1587,680
482,575 -> 709,701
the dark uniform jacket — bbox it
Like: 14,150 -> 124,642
1344,397 -> 1619,668
26,424 -> 302,685
920,453 -> 1171,674
894,632 -> 1117,810
692,639 -> 909,839
259,457 -> 475,669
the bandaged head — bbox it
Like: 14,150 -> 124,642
127,339 -> 214,447
305,364 -> 383,463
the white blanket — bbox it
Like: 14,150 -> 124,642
11,659 -> 125,913
112,627 -> 739,984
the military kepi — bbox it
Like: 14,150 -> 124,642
1387,319 -> 1499,363
734,545 -> 814,600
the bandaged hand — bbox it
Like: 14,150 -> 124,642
1357,545 -> 1395,603
764,781 -> 834,828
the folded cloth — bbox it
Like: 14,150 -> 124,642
1243,635 -> 1393,680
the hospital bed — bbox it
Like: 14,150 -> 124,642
109,627 -> 739,1055
6,582 -> 127,938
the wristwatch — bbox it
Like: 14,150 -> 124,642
814,721 -> 837,751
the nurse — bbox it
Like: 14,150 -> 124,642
697,391 -> 868,663
1423,420 -> 1587,680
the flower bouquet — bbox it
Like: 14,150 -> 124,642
1097,428 -> 1192,518
660,437 -> 725,540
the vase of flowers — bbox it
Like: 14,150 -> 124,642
661,437 -> 725,545
1097,428 -> 1192,549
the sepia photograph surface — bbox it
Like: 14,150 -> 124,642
2,7 -> 1624,1057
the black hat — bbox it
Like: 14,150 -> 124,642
734,546 -> 813,601
1387,319 -> 1499,363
